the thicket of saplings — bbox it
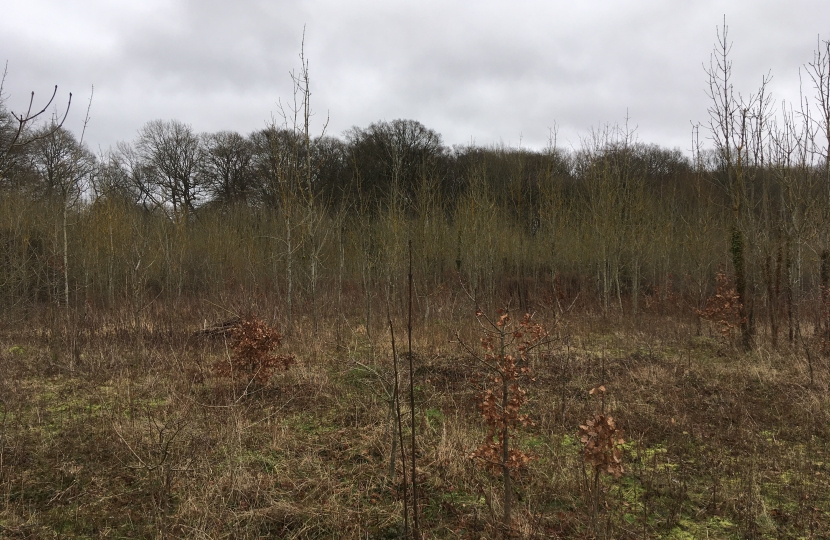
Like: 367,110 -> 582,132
1,32 -> 830,539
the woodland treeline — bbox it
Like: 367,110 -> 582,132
1,30 -> 830,348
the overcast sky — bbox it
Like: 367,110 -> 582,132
2,0 -> 829,155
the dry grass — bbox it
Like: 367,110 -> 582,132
0,301 -> 829,539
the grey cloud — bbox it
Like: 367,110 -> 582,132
2,0 -> 829,153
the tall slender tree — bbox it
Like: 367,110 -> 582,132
29,124 -> 94,307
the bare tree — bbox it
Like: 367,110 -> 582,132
200,131 -> 254,206
346,119 -> 444,213
577,124 -> 632,316
0,64 -> 72,184
289,36 -> 330,336
704,18 -> 769,349
135,119 -> 204,222
259,30 -> 330,334
804,37 -> 830,340
28,120 -> 94,308
93,144 -> 152,208
806,38 -> 830,175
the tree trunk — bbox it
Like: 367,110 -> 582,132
786,240 -> 794,344
502,423 -> 511,534
63,203 -> 70,309
731,226 -> 752,350
631,258 -> 640,316
820,250 -> 829,343
337,222 -> 344,344
310,229 -> 318,337
765,253 -> 778,348
363,251 -> 372,339
286,215 -> 293,333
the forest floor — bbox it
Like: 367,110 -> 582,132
0,303 -> 828,539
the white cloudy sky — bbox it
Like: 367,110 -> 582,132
1,0 -> 828,155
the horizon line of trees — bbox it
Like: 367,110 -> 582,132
1,26 -> 830,350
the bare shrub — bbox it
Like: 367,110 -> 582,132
213,316 -> 294,385
696,268 -> 745,339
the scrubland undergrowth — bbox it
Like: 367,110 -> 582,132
0,293 -> 828,540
